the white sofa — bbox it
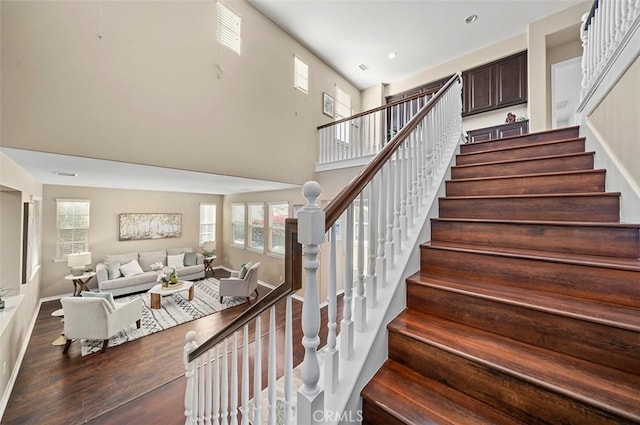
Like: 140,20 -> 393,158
96,248 -> 204,296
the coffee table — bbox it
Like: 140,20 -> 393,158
148,281 -> 194,309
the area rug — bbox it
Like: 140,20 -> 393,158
81,278 -> 246,356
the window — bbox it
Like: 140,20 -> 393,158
248,203 -> 264,252
335,85 -> 352,143
199,203 -> 216,245
335,85 -> 352,120
217,1 -> 241,55
56,199 -> 90,259
268,202 -> 288,256
294,55 -> 309,93
232,203 -> 245,247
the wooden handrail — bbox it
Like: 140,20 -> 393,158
317,83 -> 445,130
324,72 -> 462,230
584,0 -> 599,30
189,72 -> 460,362
189,218 -> 301,362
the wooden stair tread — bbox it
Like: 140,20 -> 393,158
407,273 -> 640,331
362,360 -> 521,425
423,241 -> 640,271
441,192 -> 620,200
390,309 -> 640,421
452,151 -> 595,169
457,137 -> 586,157
447,169 -> 606,183
461,126 -> 580,152
431,217 -> 640,229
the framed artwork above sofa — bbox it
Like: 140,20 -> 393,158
119,213 -> 182,241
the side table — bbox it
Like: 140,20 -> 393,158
203,255 -> 217,275
64,271 -> 97,296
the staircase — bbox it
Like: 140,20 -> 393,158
361,127 -> 640,424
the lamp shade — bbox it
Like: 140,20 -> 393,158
203,241 -> 216,255
67,252 -> 92,268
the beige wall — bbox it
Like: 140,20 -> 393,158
1,0 -> 360,186
0,153 -> 42,407
40,186 -> 221,298
589,56 -> 640,193
528,1 -> 591,131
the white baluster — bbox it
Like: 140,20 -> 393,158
199,355 -> 206,424
206,351 -> 213,425
230,333 -> 238,425
385,159 -> 395,267
241,325 -> 249,425
284,295 -> 294,425
325,224 -> 339,393
267,306 -> 276,425
252,317 -> 262,425
405,125 -> 414,228
376,164 -> 387,284
354,192 -> 367,332
366,179 -> 377,308
297,181 -> 325,425
184,331 -> 198,425
393,148 -> 402,253
341,205 -> 354,359
615,0 -> 623,41
221,339 -> 229,425
214,346 -> 220,425
415,121 -> 424,207
411,129 -> 420,217
580,13 -> 590,97
399,142 -> 408,240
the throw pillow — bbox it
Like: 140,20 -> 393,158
120,259 -> 144,277
105,262 -> 122,280
239,262 -> 253,279
167,253 -> 185,269
82,291 -> 116,309
184,252 -> 197,266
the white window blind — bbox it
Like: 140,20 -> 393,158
199,203 -> 216,245
268,202 -> 288,256
335,85 -> 352,119
217,2 -> 241,55
294,55 -> 309,93
56,199 -> 90,258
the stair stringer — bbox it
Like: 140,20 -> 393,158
321,143 -> 460,425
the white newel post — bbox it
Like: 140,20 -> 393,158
184,331 -> 199,425
297,181 -> 325,425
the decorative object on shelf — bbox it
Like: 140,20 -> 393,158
67,252 -> 92,276
203,240 -> 216,257
322,92 -> 335,117
516,116 -> 527,122
170,268 -> 179,284
0,287 -> 14,310
118,213 -> 182,241
505,112 -> 516,123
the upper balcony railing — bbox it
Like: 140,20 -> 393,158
580,0 -> 640,100
317,90 -> 437,167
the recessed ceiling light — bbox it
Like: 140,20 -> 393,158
387,52 -> 397,60
358,63 -> 369,71
52,171 -> 78,177
465,14 -> 478,24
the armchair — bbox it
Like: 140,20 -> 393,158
219,262 -> 260,304
60,296 -> 142,354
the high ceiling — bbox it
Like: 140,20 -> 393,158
249,0 -> 583,90
4,0 -> 584,195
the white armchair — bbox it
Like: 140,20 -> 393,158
60,296 -> 142,354
219,262 -> 260,304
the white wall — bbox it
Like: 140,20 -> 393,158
1,0 -> 361,186
0,153 -> 42,416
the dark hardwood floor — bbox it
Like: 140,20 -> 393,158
3,270 -> 340,425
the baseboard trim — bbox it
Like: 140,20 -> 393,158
0,299 -> 42,422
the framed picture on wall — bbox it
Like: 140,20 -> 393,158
322,92 -> 334,117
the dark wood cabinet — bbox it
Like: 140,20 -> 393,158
466,120 -> 529,143
463,51 -> 527,116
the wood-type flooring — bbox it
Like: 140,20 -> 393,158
3,270 -> 339,424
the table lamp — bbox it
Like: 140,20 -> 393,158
203,241 -> 216,257
68,252 -> 92,276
